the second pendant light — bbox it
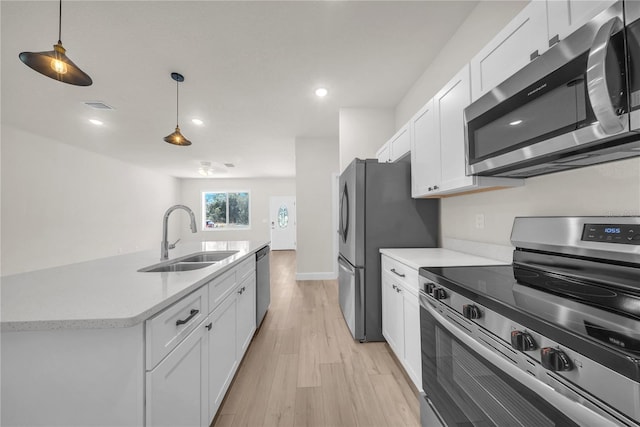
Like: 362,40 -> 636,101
164,72 -> 192,146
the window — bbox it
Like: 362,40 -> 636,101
203,191 -> 250,230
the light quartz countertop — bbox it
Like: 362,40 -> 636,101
379,248 -> 508,270
1,240 -> 269,332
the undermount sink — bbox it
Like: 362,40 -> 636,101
138,250 -> 239,273
179,251 -> 239,263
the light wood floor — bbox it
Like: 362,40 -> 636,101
212,250 -> 420,427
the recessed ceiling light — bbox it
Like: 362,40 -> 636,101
509,119 -> 523,126
192,118 -> 204,126
89,119 -> 103,125
315,87 -> 328,97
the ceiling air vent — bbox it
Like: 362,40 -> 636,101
83,101 -> 114,110
224,163 -> 235,168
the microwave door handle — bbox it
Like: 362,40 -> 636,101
586,16 -> 625,135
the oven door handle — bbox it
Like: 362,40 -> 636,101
420,299 -> 620,427
586,16 -> 626,135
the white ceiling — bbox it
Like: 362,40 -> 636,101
1,1 -> 478,179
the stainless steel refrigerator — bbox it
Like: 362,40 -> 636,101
338,158 -> 439,342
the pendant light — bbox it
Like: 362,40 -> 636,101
164,72 -> 192,146
19,0 -> 92,86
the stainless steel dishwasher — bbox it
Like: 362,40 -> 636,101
255,245 -> 270,327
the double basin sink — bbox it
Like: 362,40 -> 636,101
139,250 -> 239,273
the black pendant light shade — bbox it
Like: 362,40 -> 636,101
164,72 -> 192,146
19,0 -> 92,86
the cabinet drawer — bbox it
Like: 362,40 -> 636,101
146,286 -> 208,370
381,255 -> 418,293
236,256 -> 255,284
209,269 -> 237,312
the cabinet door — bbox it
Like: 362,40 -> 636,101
381,272 -> 403,357
146,321 -> 209,427
376,143 -> 391,163
389,125 -> 411,162
208,294 -> 238,421
436,64 -> 474,192
470,0 -> 548,101
403,290 -> 422,392
410,99 -> 440,197
236,275 -> 257,357
547,0 -> 616,46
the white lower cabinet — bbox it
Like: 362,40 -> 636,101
403,290 -> 422,388
381,255 -> 422,391
146,321 -> 209,427
146,257 -> 257,427
382,272 -> 404,355
208,293 -> 238,420
236,274 -> 257,356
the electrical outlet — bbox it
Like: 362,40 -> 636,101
475,214 -> 485,229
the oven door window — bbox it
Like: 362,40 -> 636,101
421,307 -> 578,426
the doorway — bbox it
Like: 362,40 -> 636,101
269,196 -> 296,250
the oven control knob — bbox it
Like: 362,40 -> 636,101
433,288 -> 447,300
425,282 -> 436,294
541,347 -> 573,372
462,304 -> 481,320
510,331 -> 537,351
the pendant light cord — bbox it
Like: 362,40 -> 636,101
176,80 -> 179,127
58,0 -> 62,43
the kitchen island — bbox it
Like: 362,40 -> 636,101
1,240 -> 269,427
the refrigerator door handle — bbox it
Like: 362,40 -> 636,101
339,183 -> 349,243
338,255 -> 353,273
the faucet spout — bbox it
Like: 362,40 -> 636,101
161,204 -> 198,260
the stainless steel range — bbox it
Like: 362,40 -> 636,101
419,217 -> 640,426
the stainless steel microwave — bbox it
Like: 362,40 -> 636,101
464,1 -> 640,178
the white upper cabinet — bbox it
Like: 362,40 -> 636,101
411,65 -> 523,198
470,0 -> 548,101
546,0 -> 617,46
377,124 -> 410,163
436,64 -> 474,192
410,100 -> 439,197
389,125 -> 411,161
376,143 -> 391,163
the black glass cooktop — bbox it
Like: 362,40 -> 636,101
419,262 -> 640,368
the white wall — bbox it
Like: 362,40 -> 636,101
338,108 -> 395,172
178,177 -> 296,244
295,137 -> 339,279
442,159 -> 640,245
396,0 -> 640,247
395,0 -> 528,128
1,126 -> 180,275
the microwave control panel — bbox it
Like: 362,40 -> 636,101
582,224 -> 640,245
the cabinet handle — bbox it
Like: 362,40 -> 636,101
176,309 -> 199,326
396,287 -> 402,293
392,284 -> 397,290
206,322 -> 212,331
433,185 -> 439,190
238,286 -> 246,295
428,187 -> 433,191
390,268 -> 405,278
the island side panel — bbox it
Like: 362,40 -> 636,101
1,323 -> 144,426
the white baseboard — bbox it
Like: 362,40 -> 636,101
295,272 -> 337,281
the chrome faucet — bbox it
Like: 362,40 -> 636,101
161,204 -> 198,260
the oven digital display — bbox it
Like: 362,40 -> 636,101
582,224 -> 640,245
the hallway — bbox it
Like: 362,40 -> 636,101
213,250 -> 420,427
